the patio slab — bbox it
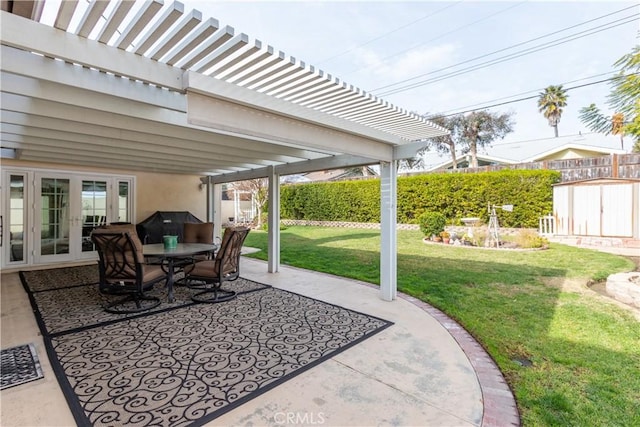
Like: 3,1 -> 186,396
1,258 -> 516,426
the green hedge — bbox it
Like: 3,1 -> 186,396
280,170 -> 560,228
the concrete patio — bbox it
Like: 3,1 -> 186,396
0,257 -> 518,427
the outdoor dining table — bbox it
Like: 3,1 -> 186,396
143,243 -> 218,303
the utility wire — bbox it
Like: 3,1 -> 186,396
370,4 -> 639,93
428,72 -> 638,118
436,71 -> 616,115
375,15 -> 638,97
354,1 -> 528,75
315,1 -> 463,66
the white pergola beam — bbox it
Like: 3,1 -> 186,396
76,0 -> 110,37
1,10 -> 183,90
134,1 -> 185,55
1,93 -> 330,163
195,33 -> 250,74
0,49 -> 186,111
163,17 -> 218,65
228,49 -> 284,84
204,153 -> 376,185
177,25 -> 234,69
241,56 -> 297,89
115,0 -> 164,50
53,0 -> 78,31
213,43 -> 270,79
207,39 -> 262,77
148,9 -> 202,60
97,0 -> 136,44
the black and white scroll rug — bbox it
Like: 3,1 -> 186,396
20,266 -> 392,427
0,343 -> 44,390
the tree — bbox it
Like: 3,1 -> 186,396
579,44 -> 640,151
423,114 -> 459,169
423,111 -> 514,168
459,110 -> 514,168
537,85 -> 568,137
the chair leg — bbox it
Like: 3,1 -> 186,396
191,281 -> 236,303
104,294 -> 161,314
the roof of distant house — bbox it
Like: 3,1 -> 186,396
420,132 -> 627,170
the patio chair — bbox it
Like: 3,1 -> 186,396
183,222 -> 215,259
172,222 -> 215,284
91,229 -> 165,314
184,226 -> 250,303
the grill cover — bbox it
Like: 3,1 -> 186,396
136,211 -> 203,244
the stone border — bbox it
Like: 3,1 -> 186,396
606,272 -> 640,308
401,294 -> 521,427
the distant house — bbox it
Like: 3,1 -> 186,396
422,133 -> 627,171
303,166 -> 379,182
426,154 -> 515,171
521,143 -> 625,162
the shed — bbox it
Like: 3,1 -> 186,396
553,178 -> 640,239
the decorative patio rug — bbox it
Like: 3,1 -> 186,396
0,343 -> 44,390
20,266 -> 392,427
20,267 -> 269,335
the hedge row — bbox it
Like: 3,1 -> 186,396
280,170 -> 561,228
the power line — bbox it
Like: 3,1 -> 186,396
370,4 -> 639,93
374,15 -> 638,97
428,72 -> 638,118
436,71 -> 616,115
315,1 -> 464,66
357,1 -> 529,75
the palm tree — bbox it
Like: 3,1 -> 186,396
538,85 -> 568,137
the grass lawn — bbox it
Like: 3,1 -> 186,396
244,226 -> 639,426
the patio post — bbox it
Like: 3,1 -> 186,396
267,166 -> 280,273
379,160 -> 398,301
212,183 -> 223,241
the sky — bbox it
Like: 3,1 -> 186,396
41,0 -> 640,165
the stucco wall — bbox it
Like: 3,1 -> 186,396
135,171 -> 206,222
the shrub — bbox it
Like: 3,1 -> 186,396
280,169 -> 560,227
515,229 -> 549,249
418,211 -> 446,238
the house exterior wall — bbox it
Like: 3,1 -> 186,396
135,171 -> 206,222
2,159 -> 206,222
538,148 -> 611,161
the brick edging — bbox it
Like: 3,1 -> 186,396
400,294 -> 521,427
355,281 -> 521,427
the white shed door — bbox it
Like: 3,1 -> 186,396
601,184 -> 633,237
573,186 -> 601,236
553,186 -> 570,235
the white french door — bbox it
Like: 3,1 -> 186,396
1,168 -> 134,268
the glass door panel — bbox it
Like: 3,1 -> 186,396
9,175 -> 26,263
81,180 -> 108,253
38,177 -> 71,260
117,181 -> 131,223
1,173 -> 28,266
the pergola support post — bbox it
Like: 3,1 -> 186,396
267,166 -> 280,272
212,183 -> 223,241
379,160 -> 397,301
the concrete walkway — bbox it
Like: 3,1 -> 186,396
1,258 -> 519,427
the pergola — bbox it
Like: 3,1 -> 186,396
0,0 -> 448,301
